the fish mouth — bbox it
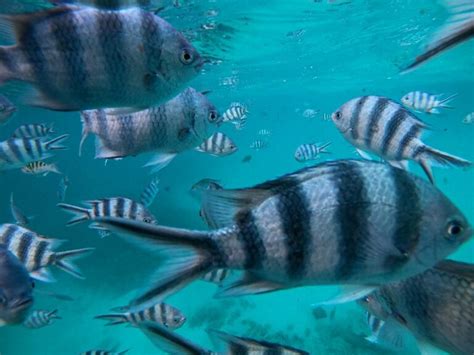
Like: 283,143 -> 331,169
11,297 -> 33,311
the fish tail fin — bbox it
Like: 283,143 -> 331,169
53,247 -> 95,279
418,146 -> 471,184
438,93 -> 458,108
48,309 -> 61,319
319,141 -> 332,153
0,46 -> 17,84
57,203 -> 91,225
79,110 -> 103,156
96,218 -> 215,307
45,134 -> 69,151
50,163 -> 62,175
94,313 -> 129,326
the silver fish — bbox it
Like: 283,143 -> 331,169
250,139 -> 268,150
463,112 -> 474,124
10,193 -> 30,227
21,161 -> 61,176
258,129 -> 271,136
294,142 -> 331,162
401,91 -> 457,114
191,178 -> 221,193
0,135 -> 68,171
23,309 -> 60,329
0,223 -> 94,282
403,0 -> 474,71
57,175 -> 69,202
332,96 -> 471,184
222,102 -> 248,128
0,6 -> 203,111
0,94 -> 16,124
359,260 -> 474,355
140,324 -> 309,354
97,160 -> 471,308
140,176 -> 160,207
12,123 -> 54,139
196,132 -> 238,157
96,302 -> 185,329
58,197 -> 157,237
0,244 -> 34,326
81,350 -> 128,355
79,88 -> 220,171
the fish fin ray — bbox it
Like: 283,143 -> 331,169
145,153 -> 176,173
57,203 -> 91,225
311,285 -> 376,307
30,268 -> 56,283
53,247 -> 94,279
215,272 -> 286,298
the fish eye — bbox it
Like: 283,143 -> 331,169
143,217 -> 152,223
334,111 -> 342,120
208,110 -> 218,122
445,220 -> 464,240
180,49 -> 194,65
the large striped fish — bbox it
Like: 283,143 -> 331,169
331,96 -> 471,183
79,88 -> 220,171
0,135 -> 68,171
0,223 -> 94,282
97,160 -> 471,308
359,260 -> 474,355
58,197 -> 157,238
0,5 -> 203,111
95,302 -> 185,329
403,0 -> 474,71
12,123 -> 54,139
140,323 -> 309,355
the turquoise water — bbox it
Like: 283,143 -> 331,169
0,0 -> 473,354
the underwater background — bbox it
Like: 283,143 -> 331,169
0,0 -> 473,354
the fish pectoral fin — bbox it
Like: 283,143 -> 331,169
311,285 -> 376,306
214,273 -> 286,298
144,153 -> 177,173
30,268 -> 56,283
178,127 -> 192,141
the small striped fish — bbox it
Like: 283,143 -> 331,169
0,6 -> 202,111
57,175 -> 69,202
463,112 -> 474,124
258,129 -> 271,136
363,312 -> 407,351
250,139 -> 268,150
140,177 -> 160,207
0,135 -> 68,171
401,91 -> 457,114
95,302 -> 185,329
201,268 -> 231,285
140,324 -> 309,354
332,96 -> 471,183
23,309 -> 60,329
294,142 -> 331,162
58,197 -> 157,237
0,223 -> 94,282
222,102 -> 248,127
81,350 -> 128,355
97,160 -> 471,307
196,132 -> 238,157
10,193 -> 30,227
12,124 -> 54,139
22,161 -> 61,176
0,94 -> 16,125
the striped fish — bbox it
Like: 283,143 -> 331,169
331,96 -> 471,184
258,129 -> 271,136
222,102 -> 248,128
359,260 -> 474,355
58,197 -> 157,238
0,6 -> 202,111
140,177 -> 160,207
0,135 -> 68,171
12,124 -> 54,139
401,91 -> 457,114
364,312 -> 408,352
0,94 -> 16,125
201,268 -> 231,285
250,139 -> 268,150
10,193 -> 30,227
294,142 -> 331,162
23,309 -> 60,329
57,175 -> 69,202
140,324 -> 309,354
95,302 -> 185,329
403,0 -> 474,71
195,132 -> 238,157
97,160 -> 471,308
0,223 -> 94,282
22,161 -> 61,176
79,88 -> 220,172
81,350 -> 128,355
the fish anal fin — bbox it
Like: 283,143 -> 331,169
215,272 -> 285,298
30,268 -> 55,283
144,153 -> 176,173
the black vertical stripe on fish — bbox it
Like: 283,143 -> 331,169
119,115 -> 134,151
334,162 -> 370,280
364,98 -> 389,147
411,145 -> 426,160
381,109 -> 407,155
234,210 -> 266,270
103,199 -> 110,217
395,125 -> 421,160
96,110 -> 110,147
50,10 -> 87,99
1,225 -> 17,247
22,138 -> 35,159
34,241 -> 49,270
34,139 -> 43,156
350,96 -> 369,140
228,342 -> 249,354
116,198 -> 125,218
137,310 -> 146,322
0,144 -> 13,163
129,200 -> 138,220
277,185 -> 312,279
383,168 -> 421,270
8,139 -> 24,162
149,303 -> 156,321
98,12 -> 128,96
17,232 -> 34,264
26,125 -> 34,138
140,11 -> 163,91
159,303 -> 166,326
